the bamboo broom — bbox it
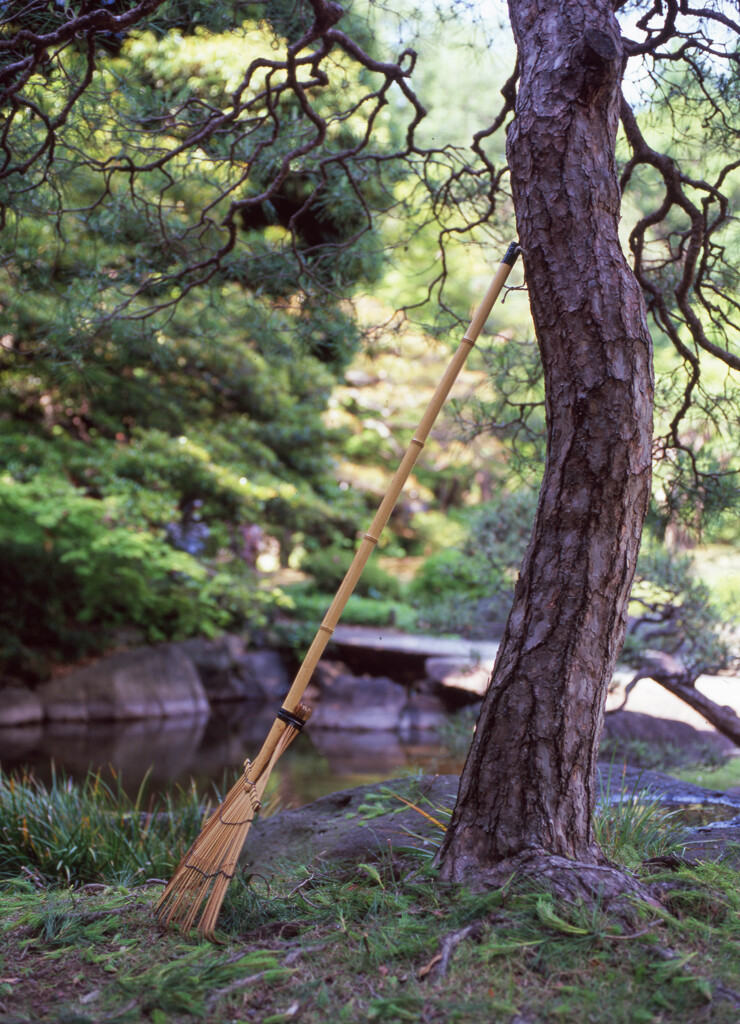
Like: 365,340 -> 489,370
155,242 -> 521,939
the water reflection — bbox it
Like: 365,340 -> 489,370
0,701 -> 460,808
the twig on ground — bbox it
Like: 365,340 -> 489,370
419,922 -> 481,981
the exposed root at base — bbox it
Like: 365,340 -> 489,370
437,849 -> 662,922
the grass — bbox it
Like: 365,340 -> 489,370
0,766 -> 206,886
672,757 -> 740,792
1,768 -> 740,1022
2,853 -> 740,1023
594,776 -> 694,870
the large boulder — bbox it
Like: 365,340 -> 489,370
168,638 -> 291,702
309,671 -> 407,731
176,636 -> 284,702
240,767 -> 740,876
423,656 -> 491,707
241,774 -> 459,872
235,649 -> 291,701
399,693 -> 448,734
36,644 -> 209,721
0,685 -> 43,726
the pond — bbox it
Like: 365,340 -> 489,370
0,701 -> 464,810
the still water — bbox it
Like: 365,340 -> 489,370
0,702 -> 462,809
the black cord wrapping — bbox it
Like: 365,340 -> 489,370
277,707 -> 307,730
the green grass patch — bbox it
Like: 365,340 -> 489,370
2,857 -> 740,1024
672,757 -> 740,792
0,766 -> 206,886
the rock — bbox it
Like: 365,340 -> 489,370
312,660 -> 352,692
596,761 -> 740,811
241,774 -> 459,872
602,709 -> 736,758
0,685 -> 43,726
240,768 -> 740,876
36,645 -> 209,721
177,637 -> 239,701
309,673 -> 407,730
177,636 -> 272,702
424,657 -> 491,703
235,650 -> 292,701
173,638 -> 291,703
399,693 -> 448,733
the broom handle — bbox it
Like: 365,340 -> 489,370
250,242 -> 520,780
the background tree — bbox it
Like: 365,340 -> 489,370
0,0 -> 422,676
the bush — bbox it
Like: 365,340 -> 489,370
281,585 -> 417,632
411,488 -> 538,637
0,474 -> 277,679
300,544 -> 402,599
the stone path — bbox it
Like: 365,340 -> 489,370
332,626 -> 740,737
331,625 -> 501,662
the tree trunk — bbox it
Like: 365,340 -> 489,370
436,0 -> 655,894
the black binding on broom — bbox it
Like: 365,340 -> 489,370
277,707 -> 308,730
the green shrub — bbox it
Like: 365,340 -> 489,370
411,488 -> 538,637
281,586 -> 417,633
0,474 -> 276,678
300,544 -> 402,599
407,508 -> 468,556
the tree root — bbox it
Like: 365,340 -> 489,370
439,849 -> 662,923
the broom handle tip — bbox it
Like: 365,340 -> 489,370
502,241 -> 521,266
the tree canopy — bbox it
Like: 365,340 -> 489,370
1,0 -> 738,691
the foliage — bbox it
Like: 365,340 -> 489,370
299,543 -> 403,600
0,766 -> 206,885
411,487 -> 538,636
281,584 -> 417,633
0,6 -> 412,676
624,544 -> 739,675
0,471 -> 287,678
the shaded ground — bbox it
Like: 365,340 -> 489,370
3,856 -> 740,1024
3,771 -> 740,1024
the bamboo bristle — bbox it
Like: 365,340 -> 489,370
155,704 -> 312,940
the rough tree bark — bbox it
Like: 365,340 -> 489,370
436,0 -> 655,900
